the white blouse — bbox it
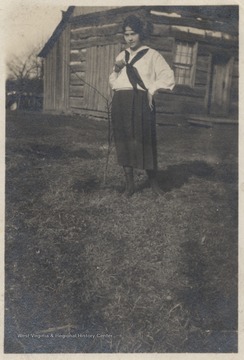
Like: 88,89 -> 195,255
109,46 -> 175,95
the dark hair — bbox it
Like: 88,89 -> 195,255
122,15 -> 146,40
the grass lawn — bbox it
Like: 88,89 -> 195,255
5,110 -> 238,353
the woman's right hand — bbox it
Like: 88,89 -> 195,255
114,59 -> 125,73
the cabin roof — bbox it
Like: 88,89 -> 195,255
38,5 -> 238,58
149,5 -> 238,22
38,6 -> 75,58
38,6 -> 142,58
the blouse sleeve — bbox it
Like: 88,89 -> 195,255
148,51 -> 175,95
109,52 -> 125,88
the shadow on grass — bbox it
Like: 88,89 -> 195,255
138,160 -> 214,193
177,240 -> 238,352
72,178 -> 100,193
16,144 -> 94,160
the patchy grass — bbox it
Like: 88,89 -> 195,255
5,111 -> 238,353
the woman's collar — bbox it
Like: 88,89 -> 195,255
127,45 -> 149,54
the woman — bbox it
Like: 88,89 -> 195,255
109,15 -> 175,196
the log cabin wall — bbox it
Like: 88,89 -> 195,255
41,6 -> 238,121
145,10 -> 238,121
68,7 -> 147,118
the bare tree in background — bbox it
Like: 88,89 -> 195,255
6,45 -> 44,110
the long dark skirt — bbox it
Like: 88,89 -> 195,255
111,90 -> 157,170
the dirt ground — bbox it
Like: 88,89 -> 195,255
5,110 -> 238,353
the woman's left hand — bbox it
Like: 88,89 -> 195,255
147,92 -> 154,111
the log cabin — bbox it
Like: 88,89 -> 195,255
38,6 -> 238,125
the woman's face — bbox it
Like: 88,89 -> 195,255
124,26 -> 141,50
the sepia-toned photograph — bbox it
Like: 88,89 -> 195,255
4,1 -> 238,354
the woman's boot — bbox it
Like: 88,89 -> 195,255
146,169 -> 164,196
123,166 -> 135,197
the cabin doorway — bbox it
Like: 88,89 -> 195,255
208,53 -> 234,116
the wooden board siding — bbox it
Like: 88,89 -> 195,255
204,54 -> 235,116
43,24 -> 70,112
69,43 -> 121,114
83,44 -> 121,112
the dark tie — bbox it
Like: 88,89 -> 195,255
125,48 -> 149,91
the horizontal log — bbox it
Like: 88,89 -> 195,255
195,66 -> 209,73
156,98 -> 205,115
157,85 -> 205,99
169,28 -> 237,49
80,108 -> 108,120
70,6 -> 238,36
69,107 -> 109,119
70,34 -> 124,50
154,91 -> 207,113
71,34 -> 237,59
157,51 -> 173,66
147,36 -> 174,52
145,36 -> 175,53
196,40 -> 237,58
70,97 -> 84,109
150,12 -> 238,35
156,113 -> 187,125
70,51 -> 86,62
148,6 -> 238,24
70,62 -> 86,72
70,108 -> 83,115
196,56 -> 210,71
71,23 -> 121,40
70,72 -> 85,85
70,6 -> 146,28
119,42 -> 171,55
195,71 -> 208,86
199,46 -> 238,58
152,23 -> 170,36
70,85 -> 84,97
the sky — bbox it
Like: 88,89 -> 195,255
3,0 -> 240,62
4,2 -> 67,61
